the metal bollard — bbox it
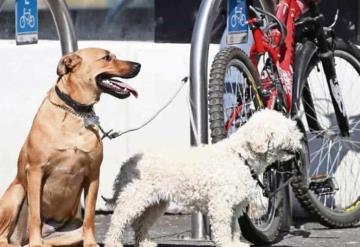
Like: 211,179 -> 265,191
191,212 -> 205,239
191,212 -> 210,240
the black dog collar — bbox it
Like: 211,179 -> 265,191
55,85 -> 94,113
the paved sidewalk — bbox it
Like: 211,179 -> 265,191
95,213 -> 360,247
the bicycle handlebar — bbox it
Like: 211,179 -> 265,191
249,5 -> 287,47
295,14 -> 323,27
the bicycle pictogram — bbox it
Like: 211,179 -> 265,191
19,8 -> 35,29
230,7 -> 247,28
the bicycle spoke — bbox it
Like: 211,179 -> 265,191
301,48 -> 360,214
309,137 -> 340,164
328,140 -> 342,175
307,126 -> 338,142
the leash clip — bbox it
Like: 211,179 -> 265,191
99,128 -> 121,140
83,114 -> 115,140
101,129 -> 114,140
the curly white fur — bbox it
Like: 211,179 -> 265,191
104,110 -> 303,247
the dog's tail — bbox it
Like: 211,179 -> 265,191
0,178 -> 26,244
102,153 -> 143,209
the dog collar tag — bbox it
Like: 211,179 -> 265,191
84,115 -> 100,128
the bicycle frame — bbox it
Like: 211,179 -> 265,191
236,0 -> 350,138
248,0 -> 302,113
189,0 -> 277,148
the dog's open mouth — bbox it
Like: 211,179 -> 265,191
96,74 -> 138,99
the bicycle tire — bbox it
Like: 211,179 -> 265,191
19,16 -> 26,29
293,39 -> 360,228
208,46 -> 287,244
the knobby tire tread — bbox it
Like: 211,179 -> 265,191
292,39 -> 360,228
208,46 -> 286,244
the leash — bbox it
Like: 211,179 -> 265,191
51,77 -> 188,140
238,152 -> 297,199
100,77 -> 189,140
238,153 -> 266,190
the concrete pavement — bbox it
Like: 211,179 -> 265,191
95,213 -> 360,247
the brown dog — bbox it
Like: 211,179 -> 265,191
0,48 -> 140,247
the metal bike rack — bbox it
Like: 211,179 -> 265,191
189,0 -> 279,239
45,0 -> 78,54
189,0 -> 222,239
45,0 -> 80,215
259,0 -> 276,15
190,0 -> 222,147
44,0 -> 84,218
46,0 -> 79,216
0,0 -> 5,11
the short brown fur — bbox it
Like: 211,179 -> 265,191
0,48 -> 140,247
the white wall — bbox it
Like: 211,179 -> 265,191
0,40 -> 218,209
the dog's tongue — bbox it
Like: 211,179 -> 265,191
110,78 -> 138,98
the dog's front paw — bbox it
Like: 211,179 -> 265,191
221,240 -> 249,247
138,239 -> 157,247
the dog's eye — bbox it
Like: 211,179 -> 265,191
102,55 -> 112,61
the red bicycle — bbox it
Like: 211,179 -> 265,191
209,0 -> 360,244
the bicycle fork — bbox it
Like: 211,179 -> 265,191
318,37 -> 350,137
310,3 -> 350,137
303,43 -> 350,137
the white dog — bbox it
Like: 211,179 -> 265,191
104,110 -> 302,247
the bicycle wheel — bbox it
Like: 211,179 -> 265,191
208,46 -> 287,244
293,39 -> 360,227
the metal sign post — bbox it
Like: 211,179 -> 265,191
15,0 -> 38,45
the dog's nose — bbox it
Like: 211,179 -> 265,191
121,62 -> 141,78
133,63 -> 141,72
130,63 -> 141,77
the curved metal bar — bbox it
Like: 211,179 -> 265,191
189,0 -> 280,239
0,0 -> 6,12
45,0 -> 78,54
189,0 -> 222,147
44,0 -> 80,218
259,0 -> 276,14
189,0 -> 222,240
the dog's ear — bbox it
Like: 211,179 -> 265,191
57,53 -> 82,76
247,131 -> 271,154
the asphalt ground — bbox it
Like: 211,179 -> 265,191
95,213 -> 360,247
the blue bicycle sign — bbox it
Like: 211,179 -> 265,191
19,8 -> 36,29
227,0 -> 248,44
16,0 -> 38,45
230,6 -> 247,28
